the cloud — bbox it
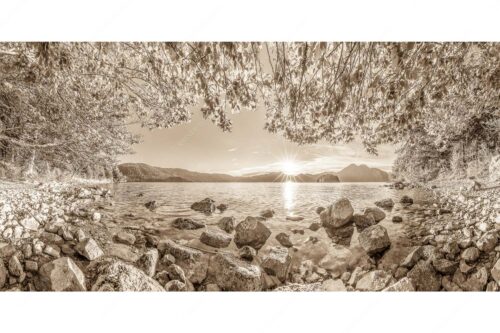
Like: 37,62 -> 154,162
227,147 -> 237,152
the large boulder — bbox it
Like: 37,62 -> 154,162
200,229 -> 232,248
320,197 -> 354,228
407,260 -> 442,291
190,198 -> 216,214
217,216 -> 235,233
355,270 -> 395,291
90,258 -> 164,291
210,253 -> 262,291
358,225 -> 391,256
234,216 -> 271,250
172,217 -> 205,230
158,240 -> 209,284
36,257 -> 86,291
261,246 -> 292,283
363,207 -> 386,222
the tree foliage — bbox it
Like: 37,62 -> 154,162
0,42 -> 498,179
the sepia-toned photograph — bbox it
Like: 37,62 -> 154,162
1,41 -> 498,293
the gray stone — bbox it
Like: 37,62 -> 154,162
190,198 -> 215,214
8,255 -> 23,277
491,259 -> 500,284
166,264 -> 186,282
218,216 -> 235,233
320,197 -> 354,228
210,253 -> 262,291
260,209 -> 275,218
25,260 -> 38,272
0,260 -> 7,289
316,207 -> 325,215
43,245 -> 61,258
234,216 -> 271,250
356,270 -> 395,291
309,222 -> 321,231
476,233 -> 497,252
363,207 -> 386,222
275,232 -> 293,248
392,216 -> 403,223
137,248 -> 159,277
400,195 -> 413,204
158,240 -> 209,284
239,245 -> 257,261
0,244 -> 16,258
261,246 -> 292,282
432,258 -> 458,275
461,247 -> 480,263
114,231 -> 136,245
383,277 -> 415,291
36,257 -> 86,291
358,225 -> 391,256
90,258 -> 164,291
165,280 -> 186,291
75,238 -> 104,260
322,279 -> 347,291
106,243 -> 140,262
375,198 -> 394,209
407,261 -> 441,291
352,213 -> 376,232
145,200 -> 158,211
324,223 -> 355,246
200,229 -> 232,248
172,217 -> 205,230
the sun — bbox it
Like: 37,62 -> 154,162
281,159 -> 300,175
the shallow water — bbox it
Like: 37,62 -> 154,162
100,182 -> 434,271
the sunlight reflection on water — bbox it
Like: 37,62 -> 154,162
283,181 -> 297,213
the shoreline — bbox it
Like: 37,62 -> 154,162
1,179 -> 499,291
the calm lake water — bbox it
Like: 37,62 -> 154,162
100,182 -> 434,270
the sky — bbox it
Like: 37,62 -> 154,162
119,106 -> 397,176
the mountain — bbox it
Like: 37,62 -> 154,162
118,163 -> 387,183
336,164 -> 390,182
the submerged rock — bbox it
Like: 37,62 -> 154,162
374,198 -> 394,209
36,257 -> 86,291
275,232 -> 293,248
400,195 -> 413,205
234,216 -> 271,250
190,198 -> 216,214
261,246 -> 292,283
90,258 -> 164,291
217,216 -> 235,233
172,217 -> 205,230
260,209 -> 275,219
145,200 -> 159,211
200,229 -> 232,248
358,225 -> 391,256
392,216 -> 403,223
320,197 -> 354,228
210,253 -> 262,291
216,203 -> 228,212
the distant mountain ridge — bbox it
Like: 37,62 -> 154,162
118,163 -> 389,183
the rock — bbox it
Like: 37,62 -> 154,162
210,253 -> 262,291
0,260 -> 7,289
166,264 -> 186,282
459,260 -> 474,274
316,207 -> 325,215
40,231 -> 64,244
394,267 -> 409,279
461,247 -> 480,263
363,207 -> 386,222
19,217 -> 40,231
358,225 -> 391,256
43,245 -> 61,258
352,213 -> 376,231
217,216 -> 235,233
145,200 -> 159,211
443,241 -> 460,255
323,223 -> 354,246
348,267 -> 364,286
75,238 -> 104,261
476,233 -> 497,252
92,212 -> 102,223
400,195 -> 413,204
0,244 -> 16,258
442,276 -> 462,291
158,240 -> 208,284
234,216 -> 271,250
200,229 -> 232,248
486,281 -> 499,291
165,280 -> 186,291
154,271 -> 170,285
275,233 -> 293,248
239,246 -> 257,261
322,279 -> 347,291
461,267 -> 488,291
172,217 -> 205,230
407,261 -> 442,291
260,209 -> 275,218
75,229 -> 86,242
261,246 -> 292,282
309,222 -> 321,231
392,216 -> 403,223
432,258 -> 458,275
274,282 -> 323,292
114,231 -> 136,245
25,260 -> 38,272
491,259 -> 500,284
286,215 -> 304,221
205,283 -> 221,291
137,248 -> 159,277
106,243 -> 140,262
160,253 -> 176,267
356,270 -> 395,291
216,203 -> 228,212
90,258 -> 164,291
375,198 -> 395,209
383,277 -> 415,291
8,255 -> 23,277
190,198 -> 215,214
36,257 -> 86,291
320,197 -> 354,228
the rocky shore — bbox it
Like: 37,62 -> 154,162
0,180 -> 499,292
